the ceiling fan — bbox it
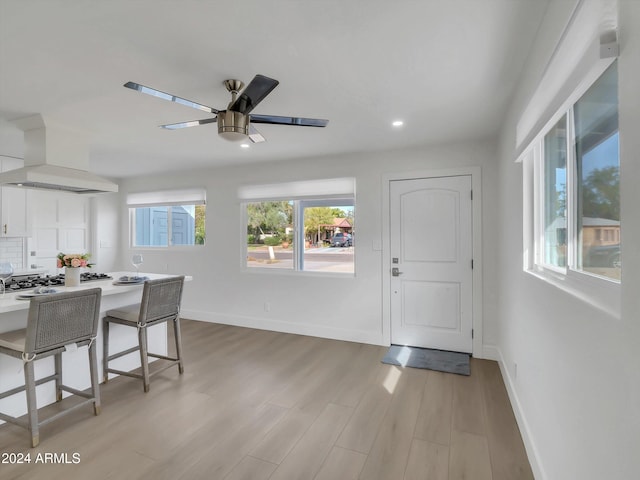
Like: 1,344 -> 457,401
124,74 -> 328,143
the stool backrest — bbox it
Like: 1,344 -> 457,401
139,276 -> 185,325
24,288 -> 102,355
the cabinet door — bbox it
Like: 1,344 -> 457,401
1,187 -> 29,236
0,156 -> 30,237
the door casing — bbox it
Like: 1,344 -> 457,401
381,167 -> 484,357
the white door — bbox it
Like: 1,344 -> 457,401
390,175 -> 473,353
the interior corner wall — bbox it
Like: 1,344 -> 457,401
112,140 -> 499,350
495,1 -> 640,479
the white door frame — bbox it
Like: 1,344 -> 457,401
382,167 -> 484,357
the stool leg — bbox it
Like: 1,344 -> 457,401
102,320 -> 109,383
89,341 -> 101,415
54,353 -> 63,402
138,326 -> 150,393
174,317 -> 184,374
23,361 -> 39,448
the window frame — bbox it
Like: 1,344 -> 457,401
238,177 -> 356,278
297,197 -> 355,273
522,58 -> 620,316
241,195 -> 356,278
127,188 -> 206,249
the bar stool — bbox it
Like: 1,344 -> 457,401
0,288 -> 102,447
103,276 -> 185,392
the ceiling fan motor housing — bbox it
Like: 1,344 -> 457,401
217,110 -> 248,141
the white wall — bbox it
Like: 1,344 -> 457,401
495,1 -> 640,479
107,140 -> 500,349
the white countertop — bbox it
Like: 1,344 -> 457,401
0,272 -> 190,314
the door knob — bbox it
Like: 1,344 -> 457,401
391,267 -> 403,277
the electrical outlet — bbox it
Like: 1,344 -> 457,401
264,302 -> 271,312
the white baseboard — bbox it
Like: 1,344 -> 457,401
481,344 -> 501,361
484,344 -> 546,480
180,309 -> 386,346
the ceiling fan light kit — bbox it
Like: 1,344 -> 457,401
124,74 -> 328,144
217,110 -> 249,141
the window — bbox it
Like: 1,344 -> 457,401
241,178 -> 355,274
574,65 -> 619,278
528,61 -> 619,283
246,201 -> 294,270
128,189 -> 206,247
543,115 -> 567,269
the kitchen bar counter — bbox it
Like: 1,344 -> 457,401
0,272 -> 185,315
0,272 -> 190,422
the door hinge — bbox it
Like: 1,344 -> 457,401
471,259 -> 474,269
472,329 -> 474,339
470,189 -> 473,200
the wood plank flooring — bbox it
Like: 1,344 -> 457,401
0,320 -> 533,479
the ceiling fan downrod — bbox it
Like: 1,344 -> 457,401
219,79 -> 249,141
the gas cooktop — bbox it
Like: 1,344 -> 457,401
8,273 -> 112,292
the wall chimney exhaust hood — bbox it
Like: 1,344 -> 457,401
0,115 -> 118,194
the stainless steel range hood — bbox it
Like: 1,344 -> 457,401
0,115 -> 118,194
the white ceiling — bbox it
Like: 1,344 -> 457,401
0,0 -> 548,179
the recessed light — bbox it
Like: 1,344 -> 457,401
392,120 -> 404,127
240,143 -> 250,149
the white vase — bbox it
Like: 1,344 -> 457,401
65,267 -> 81,287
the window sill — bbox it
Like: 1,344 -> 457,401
525,267 -> 620,319
130,244 -> 205,251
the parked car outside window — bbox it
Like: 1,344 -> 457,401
330,232 -> 352,247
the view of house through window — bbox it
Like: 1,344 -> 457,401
128,188 -> 206,248
575,63 -> 619,279
537,61 -> 619,281
246,199 -> 354,273
133,204 -> 205,247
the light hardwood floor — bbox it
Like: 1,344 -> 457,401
0,320 -> 533,479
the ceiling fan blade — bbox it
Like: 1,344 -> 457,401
124,81 -> 218,114
250,114 -> 328,127
160,117 -> 217,130
248,124 -> 266,143
228,74 -> 279,115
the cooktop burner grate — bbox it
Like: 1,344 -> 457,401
8,273 -> 112,292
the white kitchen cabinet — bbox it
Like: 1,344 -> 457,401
0,156 -> 30,237
29,189 -> 90,272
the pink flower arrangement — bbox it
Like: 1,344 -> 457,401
57,253 -> 93,269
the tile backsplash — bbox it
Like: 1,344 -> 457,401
0,237 -> 24,270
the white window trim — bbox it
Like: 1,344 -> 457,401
127,188 -> 206,207
520,58 -> 620,318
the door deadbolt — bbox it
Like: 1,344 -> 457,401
391,267 -> 403,277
